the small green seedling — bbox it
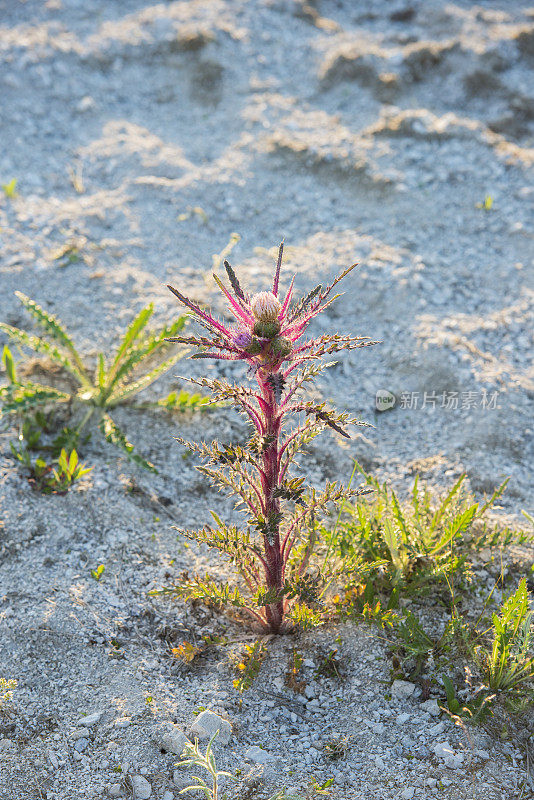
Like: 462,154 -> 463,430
0,678 -> 17,710
90,564 -> 105,581
2,179 -> 17,198
176,733 -> 233,800
232,639 -> 267,694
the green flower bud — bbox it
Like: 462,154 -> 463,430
253,320 -> 281,339
245,337 -> 263,356
271,336 -> 293,357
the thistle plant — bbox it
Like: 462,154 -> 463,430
0,294 -> 205,471
165,243 -> 375,633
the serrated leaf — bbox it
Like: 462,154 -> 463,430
107,349 -> 187,406
0,324 -> 87,386
112,304 -> 153,367
108,316 -> 187,390
98,413 -> 157,472
0,382 -> 71,415
14,292 -> 88,379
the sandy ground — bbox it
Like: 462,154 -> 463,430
0,1 -> 533,799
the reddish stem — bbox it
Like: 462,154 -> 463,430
256,367 -> 285,633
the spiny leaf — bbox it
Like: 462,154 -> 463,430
224,259 -> 246,300
107,350 -> 187,406
0,382 -> 71,415
98,413 -> 157,472
14,292 -> 88,378
0,324 -> 87,386
97,353 -> 106,389
111,304 -> 153,367
109,315 -> 187,389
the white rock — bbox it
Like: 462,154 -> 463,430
401,789 -> 415,800
129,775 -> 152,799
420,699 -> 440,717
190,711 -> 232,745
391,680 -> 416,700
162,793 -> 174,800
374,755 -> 385,769
77,712 -> 102,727
245,745 -> 274,764
158,725 -> 187,755
396,713 -> 410,724
109,785 -> 122,798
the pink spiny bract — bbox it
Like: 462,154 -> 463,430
166,243 -> 376,633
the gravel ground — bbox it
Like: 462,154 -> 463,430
0,1 -> 533,798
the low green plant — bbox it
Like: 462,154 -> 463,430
285,648 -> 305,692
2,178 -> 17,198
10,431 -> 91,494
231,639 -> 267,694
476,578 -> 534,702
176,734 -> 233,800
328,465 -> 528,606
1,294 -> 206,471
176,734 -> 307,800
0,678 -> 17,711
90,564 -> 105,581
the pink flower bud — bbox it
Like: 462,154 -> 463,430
250,291 -> 281,322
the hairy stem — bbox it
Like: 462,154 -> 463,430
257,368 -> 284,632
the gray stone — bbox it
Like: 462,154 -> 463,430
391,680 -> 416,700
401,789 -> 415,800
244,745 -> 274,764
0,739 -> 16,752
158,725 -> 187,756
433,741 -> 463,768
420,699 -> 440,717
190,711 -> 231,745
129,775 -> 152,799
77,712 -> 102,727
74,737 -> 89,753
108,785 -> 122,798
162,793 -> 174,800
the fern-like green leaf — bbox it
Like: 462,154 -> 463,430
107,349 -> 187,406
14,292 -> 88,379
107,316 -> 187,391
156,390 -> 206,411
427,505 -> 477,556
111,304 -> 153,368
0,382 -> 71,415
0,324 -> 87,386
98,412 -> 157,472
429,473 -> 466,532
